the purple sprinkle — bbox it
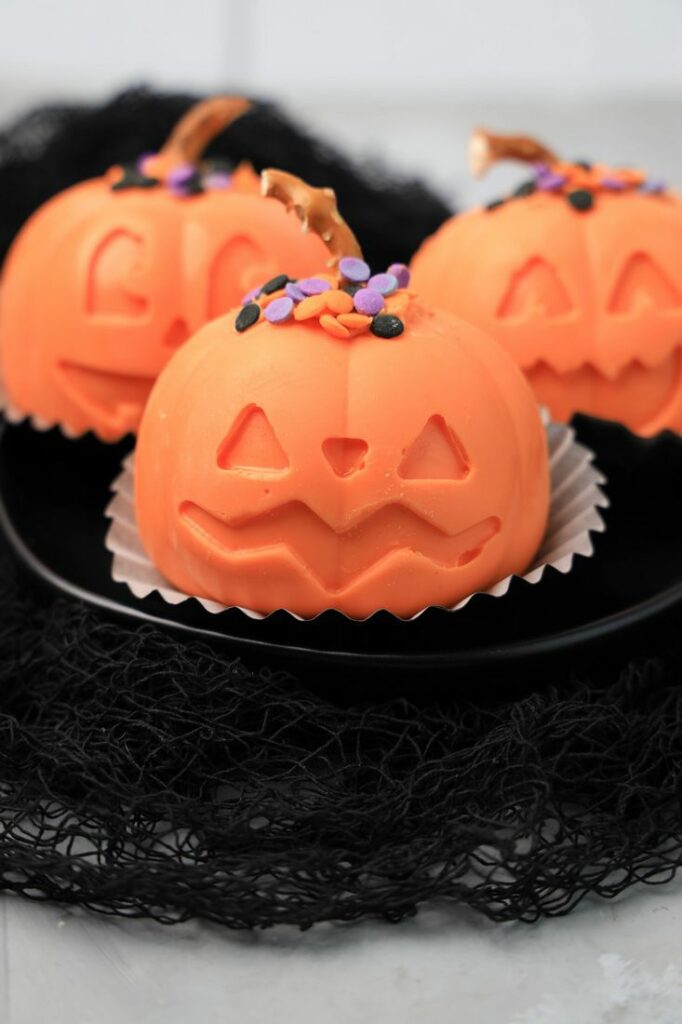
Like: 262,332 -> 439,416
532,162 -> 550,177
204,171 -> 232,190
241,286 -> 261,305
167,164 -> 195,187
353,288 -> 384,317
338,257 -> 371,283
285,281 -> 306,302
368,272 -> 398,296
264,297 -> 294,324
387,263 -> 410,289
640,179 -> 666,194
299,277 -> 332,296
537,172 -> 567,192
600,176 -> 626,191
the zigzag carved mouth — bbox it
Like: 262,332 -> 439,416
526,351 -> 682,432
179,500 -> 501,592
57,321 -> 189,429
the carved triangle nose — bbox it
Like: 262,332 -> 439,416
322,437 -> 368,477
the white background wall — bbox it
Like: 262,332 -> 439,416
1,0 -> 682,205
2,0 -> 682,101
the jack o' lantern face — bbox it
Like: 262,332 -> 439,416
0,97 -> 331,442
135,302 -> 549,619
52,209 -> 187,437
179,403 -> 502,595
0,183 -> 327,441
411,189 -> 682,435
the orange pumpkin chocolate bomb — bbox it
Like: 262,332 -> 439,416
411,129 -> 682,436
134,170 -> 550,619
0,97 -> 328,441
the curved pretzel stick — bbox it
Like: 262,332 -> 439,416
469,128 -> 558,179
144,96 -> 251,180
261,169 -> 362,266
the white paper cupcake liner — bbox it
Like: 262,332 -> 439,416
0,376 -> 84,439
104,412 -> 608,621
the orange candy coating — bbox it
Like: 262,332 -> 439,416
0,176 -> 328,442
410,190 -> 682,436
338,313 -> 372,331
294,294 -> 329,320
319,314 -> 351,339
135,301 -> 549,619
325,289 -> 355,314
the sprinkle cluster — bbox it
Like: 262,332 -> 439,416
234,258 -> 412,340
111,157 -> 234,196
486,160 -> 667,215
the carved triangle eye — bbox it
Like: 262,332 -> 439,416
87,229 -> 148,317
398,416 -> 470,480
497,257 -> 573,319
217,406 -> 289,472
609,253 -> 682,313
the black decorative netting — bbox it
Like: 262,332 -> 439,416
1,541 -> 681,928
0,86 -> 451,270
1,89 -> 682,930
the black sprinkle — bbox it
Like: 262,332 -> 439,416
574,160 -> 593,171
111,164 -> 160,191
567,189 -> 594,212
261,273 -> 289,295
371,314 -> 404,339
205,158 -> 233,174
183,171 -> 204,196
342,283 -> 361,297
513,181 -> 537,198
235,303 -> 261,332
485,198 -> 505,211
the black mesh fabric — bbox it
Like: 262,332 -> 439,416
0,86 -> 451,270
1,91 -> 682,930
0,534 -> 681,928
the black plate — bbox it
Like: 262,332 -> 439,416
1,418 -> 681,679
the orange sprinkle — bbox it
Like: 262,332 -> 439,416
325,289 -> 354,314
106,165 -> 125,185
337,313 -> 372,331
319,314 -> 351,339
567,169 -> 595,190
618,168 -> 646,186
259,289 -> 286,308
385,292 -> 409,317
294,294 -> 329,320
